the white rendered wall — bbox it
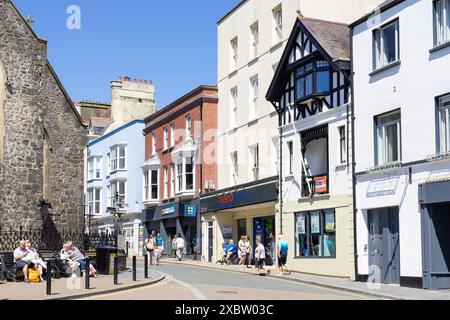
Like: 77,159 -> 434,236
353,0 -> 450,277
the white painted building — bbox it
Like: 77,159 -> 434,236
352,0 -> 450,289
202,0 -> 384,265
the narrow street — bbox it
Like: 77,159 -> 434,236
80,262 -> 376,300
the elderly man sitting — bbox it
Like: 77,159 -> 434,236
13,240 -> 33,283
60,241 -> 86,276
218,240 -> 237,265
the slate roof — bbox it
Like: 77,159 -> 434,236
300,16 -> 350,62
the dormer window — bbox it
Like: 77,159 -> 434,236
295,60 -> 330,101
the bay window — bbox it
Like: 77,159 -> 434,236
373,20 -> 399,70
88,188 -> 101,215
110,145 -> 126,172
110,180 -> 126,207
295,60 -> 330,101
434,0 -> 450,46
375,110 -> 402,165
175,156 -> 195,193
439,95 -> 450,153
88,156 -> 102,180
295,210 -> 336,258
143,169 -> 159,202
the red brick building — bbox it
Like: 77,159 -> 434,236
141,86 -> 218,253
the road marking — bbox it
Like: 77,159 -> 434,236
171,277 -> 208,301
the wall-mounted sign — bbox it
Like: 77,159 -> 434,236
184,205 -> 197,217
314,176 -> 328,194
161,205 -> 176,216
310,212 -> 320,234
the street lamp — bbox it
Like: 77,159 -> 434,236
107,191 -> 126,253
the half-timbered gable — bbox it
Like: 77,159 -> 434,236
267,16 -> 351,126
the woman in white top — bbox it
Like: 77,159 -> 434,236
238,236 -> 247,269
25,240 -> 47,280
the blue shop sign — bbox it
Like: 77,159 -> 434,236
184,205 -> 197,217
161,204 -> 177,217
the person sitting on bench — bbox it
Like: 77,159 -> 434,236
60,242 -> 86,276
13,240 -> 33,283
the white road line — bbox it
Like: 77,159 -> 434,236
170,278 -> 208,301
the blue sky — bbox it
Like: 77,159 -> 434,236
13,0 -> 241,108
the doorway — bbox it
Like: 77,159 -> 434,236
253,216 -> 276,266
368,207 -> 400,284
422,202 -> 450,289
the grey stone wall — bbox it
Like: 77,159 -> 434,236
0,0 -> 88,233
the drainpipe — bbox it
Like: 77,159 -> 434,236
271,102 -> 283,236
350,27 -> 360,282
197,99 -> 204,260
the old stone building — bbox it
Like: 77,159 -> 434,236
0,0 -> 87,233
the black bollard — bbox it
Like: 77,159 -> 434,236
144,253 -> 148,279
46,259 -> 52,296
132,255 -> 137,281
85,257 -> 90,289
114,256 -> 118,285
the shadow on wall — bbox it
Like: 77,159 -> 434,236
41,203 -> 63,251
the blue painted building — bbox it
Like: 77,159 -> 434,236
86,120 -> 145,256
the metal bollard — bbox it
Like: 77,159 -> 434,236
46,259 -> 52,296
144,253 -> 148,279
85,257 -> 90,289
114,256 -> 118,285
132,255 -> 137,281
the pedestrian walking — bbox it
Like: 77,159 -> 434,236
255,238 -> 270,276
277,234 -> 291,274
145,234 -> 156,266
171,235 -> 178,258
155,232 -> 164,266
244,236 -> 252,268
238,236 -> 247,270
176,234 -> 185,261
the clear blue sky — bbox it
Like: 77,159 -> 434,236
13,0 -> 241,108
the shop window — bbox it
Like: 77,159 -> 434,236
295,209 -> 336,258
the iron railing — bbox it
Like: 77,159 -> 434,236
0,227 -> 116,252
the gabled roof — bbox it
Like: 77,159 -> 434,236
301,17 -> 350,62
266,15 -> 350,103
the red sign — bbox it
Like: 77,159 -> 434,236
314,176 -> 328,194
219,194 -> 234,205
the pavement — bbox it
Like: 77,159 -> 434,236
0,267 -> 164,300
152,256 -> 450,300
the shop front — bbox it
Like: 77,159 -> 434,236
199,177 -> 278,264
142,201 -> 198,256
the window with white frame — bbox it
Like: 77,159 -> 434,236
164,166 -> 169,199
176,156 -> 195,193
338,126 -> 347,164
230,87 -> 238,128
186,114 -> 192,138
110,145 -> 126,172
438,95 -> 450,153
230,37 -> 238,70
375,110 -> 402,165
88,188 -> 101,215
164,127 -> 169,150
250,144 -> 259,181
231,151 -> 238,185
152,133 -> 157,155
249,76 -> 259,120
171,124 -> 176,147
434,0 -> 450,46
88,156 -> 102,180
170,163 -> 175,197
287,141 -> 293,175
273,5 -> 283,43
110,180 -> 126,207
373,20 -> 399,70
250,22 -> 259,59
143,169 -> 159,201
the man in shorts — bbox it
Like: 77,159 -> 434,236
277,234 -> 291,274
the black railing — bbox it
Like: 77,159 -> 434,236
302,173 -> 329,198
0,227 -> 116,252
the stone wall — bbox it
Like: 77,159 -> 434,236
0,0 -> 88,232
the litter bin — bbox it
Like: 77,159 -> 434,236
96,247 -> 127,275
